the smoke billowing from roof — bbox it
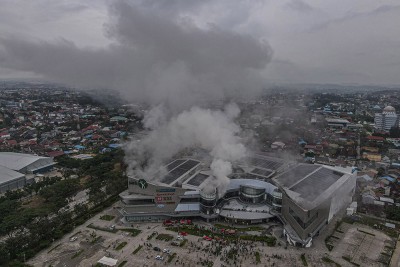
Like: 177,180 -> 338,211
125,103 -> 246,191
207,159 -> 232,194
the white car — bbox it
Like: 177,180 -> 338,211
155,255 -> 163,260
69,237 -> 77,242
163,248 -> 170,254
177,236 -> 183,240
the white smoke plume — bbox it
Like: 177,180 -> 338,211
125,103 -> 246,192
208,159 -> 232,194
0,1 -> 272,191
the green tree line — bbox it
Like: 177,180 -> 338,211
0,150 -> 127,265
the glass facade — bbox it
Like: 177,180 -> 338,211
200,195 -> 216,215
265,193 -> 274,204
271,189 -> 282,212
240,185 -> 265,196
273,198 -> 282,205
200,198 -> 216,207
239,185 -> 265,204
240,194 -> 264,204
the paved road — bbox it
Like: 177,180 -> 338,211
390,240 -> 400,267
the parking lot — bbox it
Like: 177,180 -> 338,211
28,204 -> 397,267
329,222 -> 395,266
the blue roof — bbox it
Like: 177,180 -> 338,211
381,176 -> 395,182
74,145 -> 86,149
109,144 -> 122,149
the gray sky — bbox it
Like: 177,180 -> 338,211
0,0 -> 399,88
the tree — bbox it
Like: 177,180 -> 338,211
88,187 -> 107,205
0,199 -> 21,224
39,179 -> 80,210
305,151 -> 315,158
56,156 -> 81,169
0,149 -> 127,265
377,167 -> 385,176
0,243 -> 10,265
386,206 -> 400,221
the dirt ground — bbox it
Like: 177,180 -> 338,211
28,206 -> 396,267
329,222 -> 395,267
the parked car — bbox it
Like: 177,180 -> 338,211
203,236 -> 212,241
153,247 -> 161,252
163,219 -> 177,226
155,255 -> 163,260
179,219 -> 192,225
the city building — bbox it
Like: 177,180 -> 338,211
325,118 -> 350,129
273,164 -> 356,247
374,106 -> 399,132
118,155 -> 355,247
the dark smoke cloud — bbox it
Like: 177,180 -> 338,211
0,0 -> 272,110
0,1 -> 274,192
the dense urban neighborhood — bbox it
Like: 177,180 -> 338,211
0,83 -> 400,266
1,1 -> 399,266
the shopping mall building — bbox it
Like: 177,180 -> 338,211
118,154 -> 356,247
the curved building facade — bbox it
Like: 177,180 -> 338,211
199,189 -> 217,215
239,185 -> 265,204
119,157 -> 355,248
271,189 -> 283,213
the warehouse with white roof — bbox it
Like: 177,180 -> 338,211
0,165 -> 26,193
0,152 -> 55,194
0,152 -> 55,174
